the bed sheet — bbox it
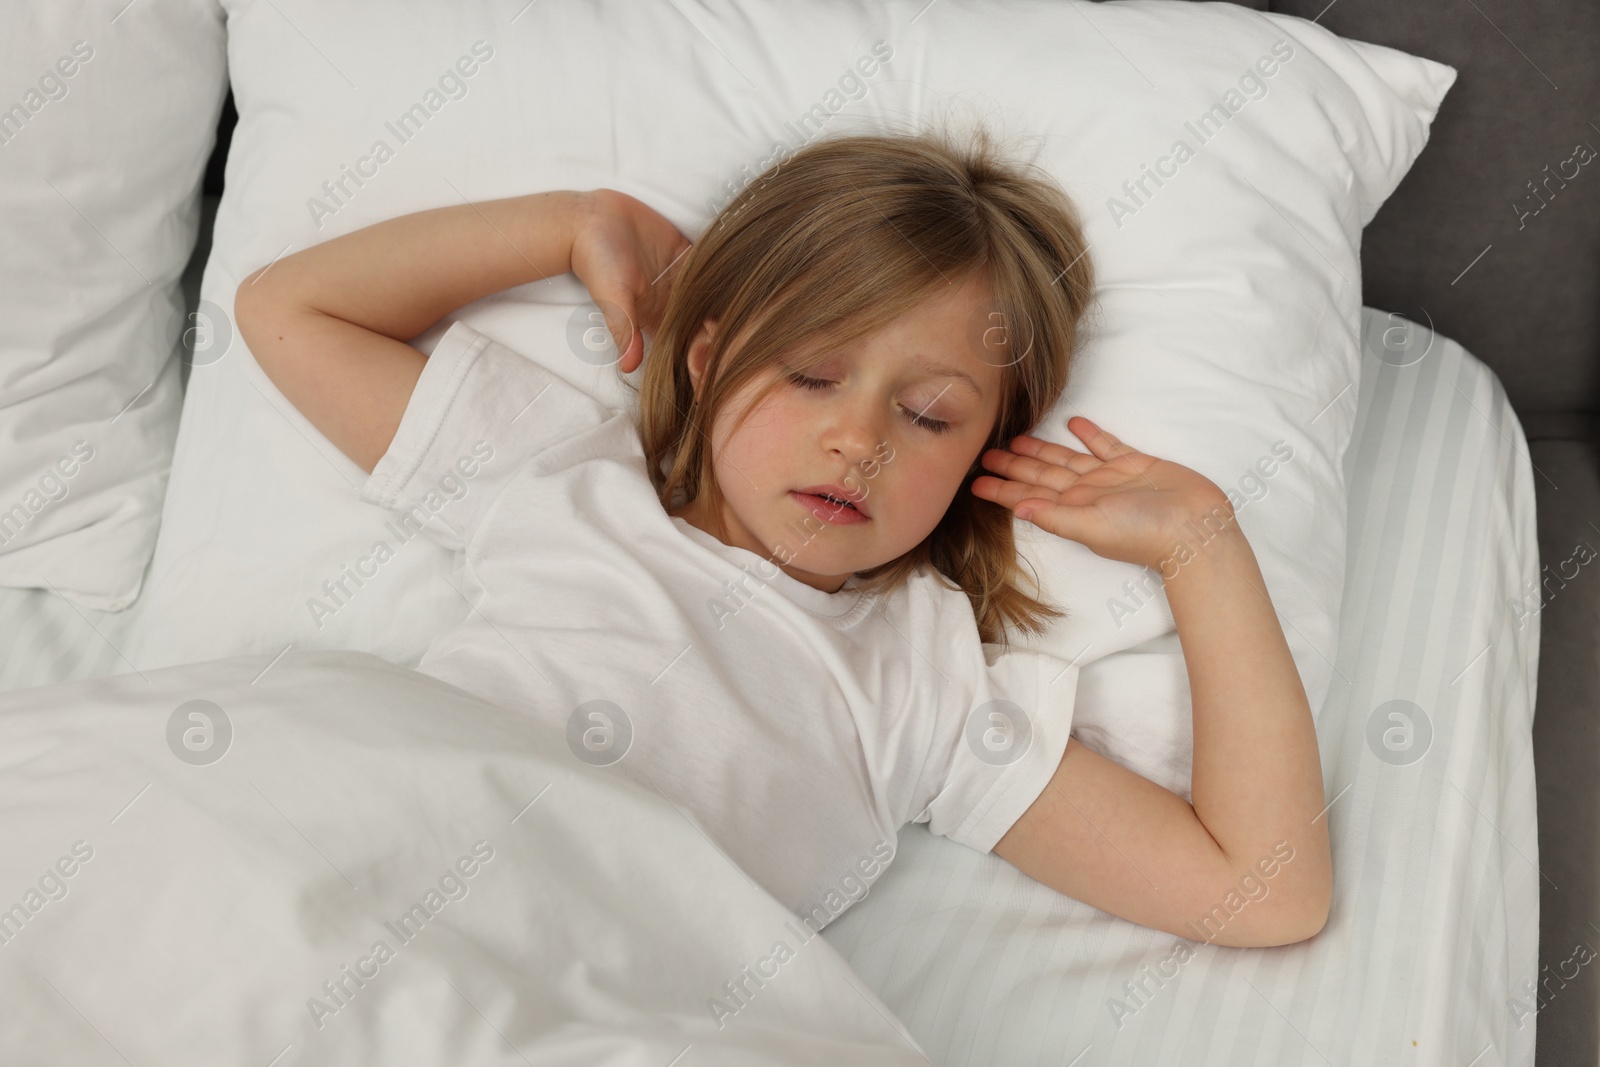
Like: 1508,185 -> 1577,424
0,304 -> 1543,1064
817,306 -> 1543,1065
0,586 -> 138,693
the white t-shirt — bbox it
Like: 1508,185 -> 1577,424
362,322 -> 1080,930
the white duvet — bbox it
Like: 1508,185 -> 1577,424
0,651 -> 927,1066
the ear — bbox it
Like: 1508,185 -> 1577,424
685,317 -> 718,400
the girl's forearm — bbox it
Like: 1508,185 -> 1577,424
1163,518 -> 1332,905
245,190 -> 589,340
236,191 -> 588,473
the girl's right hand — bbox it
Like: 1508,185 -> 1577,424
570,189 -> 694,374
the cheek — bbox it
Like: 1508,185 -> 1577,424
712,391 -> 806,489
890,441 -> 972,506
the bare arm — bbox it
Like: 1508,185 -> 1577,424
995,526 -> 1331,946
979,420 -> 1332,947
233,191 -> 589,473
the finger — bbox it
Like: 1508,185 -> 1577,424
979,447 -> 1082,492
1012,497 -> 1080,537
1006,434 -> 1101,475
1068,416 -> 1135,463
971,474 -> 1060,512
1010,496 -> 1111,548
1012,497 -> 1051,521
1004,435 -> 1094,467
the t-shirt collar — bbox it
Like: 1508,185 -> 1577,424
669,516 -> 876,626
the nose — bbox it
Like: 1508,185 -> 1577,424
820,392 -> 888,470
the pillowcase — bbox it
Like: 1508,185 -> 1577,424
128,0 -> 1453,802
0,1 -> 229,610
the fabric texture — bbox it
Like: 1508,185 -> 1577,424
362,321 -> 1081,927
0,649 -> 930,1064
0,0 -> 228,609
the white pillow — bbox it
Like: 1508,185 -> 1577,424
0,1 -> 228,611
131,1 -> 1454,801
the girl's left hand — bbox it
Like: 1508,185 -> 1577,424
570,189 -> 694,374
971,415 -> 1234,571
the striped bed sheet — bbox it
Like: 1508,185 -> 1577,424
818,305 -> 1542,1066
0,585 -> 138,694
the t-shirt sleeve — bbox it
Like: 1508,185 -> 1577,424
360,321 -> 627,553
907,623 -> 1082,855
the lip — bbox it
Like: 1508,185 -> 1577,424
791,486 -> 871,524
794,485 -> 870,518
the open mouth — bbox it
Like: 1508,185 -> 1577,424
791,489 -> 870,524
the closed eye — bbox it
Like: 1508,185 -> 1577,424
785,372 -> 953,435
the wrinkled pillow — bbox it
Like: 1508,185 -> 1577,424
0,0 -> 228,610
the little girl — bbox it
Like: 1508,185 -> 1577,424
236,125 -> 1330,947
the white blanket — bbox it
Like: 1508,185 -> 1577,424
0,650 -> 927,1066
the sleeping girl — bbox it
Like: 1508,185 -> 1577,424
235,123 -> 1331,947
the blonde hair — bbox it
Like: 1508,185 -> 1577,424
630,121 -> 1096,648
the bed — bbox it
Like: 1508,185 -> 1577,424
1,0 -> 1595,1063
0,302 -> 1544,1066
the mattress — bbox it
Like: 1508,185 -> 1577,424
818,306 -> 1543,1065
0,305 -> 1541,1064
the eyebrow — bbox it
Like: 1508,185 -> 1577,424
912,354 -> 985,400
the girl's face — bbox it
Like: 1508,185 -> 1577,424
670,274 -> 1006,593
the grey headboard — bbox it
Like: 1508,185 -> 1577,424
1273,0 -> 1600,441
